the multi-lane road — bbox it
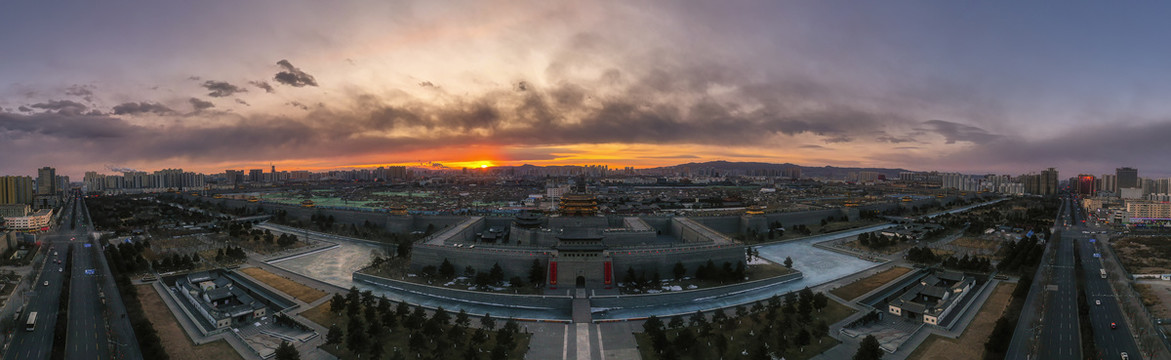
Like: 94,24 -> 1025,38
1036,197 -> 1081,359
6,197 -> 79,360
1069,201 -> 1141,360
1012,195 -> 1145,360
4,196 -> 141,360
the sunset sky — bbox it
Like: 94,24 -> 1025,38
6,2 -> 1171,178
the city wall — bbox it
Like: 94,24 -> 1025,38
353,272 -> 574,312
691,208 -> 850,234
610,245 -> 746,279
409,243 -> 549,276
186,196 -> 467,233
589,270 -> 804,312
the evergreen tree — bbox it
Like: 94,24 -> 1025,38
813,292 -> 829,312
854,335 -> 883,360
325,325 -> 343,349
346,319 -> 369,354
528,259 -> 544,286
329,294 -> 346,315
440,259 -> 456,279
481,313 -> 496,330
368,338 -> 384,360
456,309 -> 471,327
274,341 -> 300,360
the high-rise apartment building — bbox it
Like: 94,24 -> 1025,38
248,169 -> 264,183
0,176 -> 35,205
1101,174 -> 1118,194
1077,174 -> 1095,195
1117,167 -> 1139,189
36,167 -> 56,196
1041,168 -> 1059,196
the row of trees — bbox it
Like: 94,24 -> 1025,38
215,246 -> 249,263
324,286 -> 524,359
996,235 -> 1044,273
858,231 -> 908,250
226,225 -> 301,248
693,260 -> 746,283
906,247 -> 994,273
104,241 -> 170,359
152,252 -> 199,273
983,273 -> 1031,359
420,259 -> 549,291
641,287 -> 832,360
105,240 -> 151,274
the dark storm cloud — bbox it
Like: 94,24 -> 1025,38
0,111 -> 140,139
30,100 -> 88,115
65,84 -> 95,102
287,101 -> 309,111
17,106 -> 31,112
235,99 -> 250,106
875,133 -> 917,144
201,80 -> 247,97
189,98 -> 214,111
915,120 -> 1000,144
273,60 -> 318,87
112,102 -> 173,115
923,121 -> 1171,173
249,81 -> 274,93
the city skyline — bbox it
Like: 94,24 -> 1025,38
8,2 -> 1171,177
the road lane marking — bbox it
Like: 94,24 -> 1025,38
576,323 -> 590,360
563,324 -> 569,360
595,324 -> 605,358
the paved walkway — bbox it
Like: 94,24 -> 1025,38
232,266 -> 334,359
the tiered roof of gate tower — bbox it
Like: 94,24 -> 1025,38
410,207 -> 746,289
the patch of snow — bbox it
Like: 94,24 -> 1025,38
747,257 -> 773,265
663,285 -> 683,291
646,290 -> 662,294
687,285 -> 698,289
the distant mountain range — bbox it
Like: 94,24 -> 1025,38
646,161 -> 912,179
480,161 -> 913,179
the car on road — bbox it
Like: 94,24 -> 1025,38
58,268 -> 62,272
1122,352 -> 1129,360
1111,322 -> 1117,329
42,281 -> 48,286
1096,300 -> 1101,305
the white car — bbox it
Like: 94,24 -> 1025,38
1122,352 -> 1129,360
1095,300 -> 1101,306
42,281 -> 48,286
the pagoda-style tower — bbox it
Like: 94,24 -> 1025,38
558,194 -> 598,216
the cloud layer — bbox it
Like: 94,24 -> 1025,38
273,60 -> 317,87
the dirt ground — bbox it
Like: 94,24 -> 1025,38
841,237 -> 918,255
239,267 -> 328,303
1136,281 -> 1171,318
950,237 -> 1001,251
1114,237 -> 1171,274
300,299 -> 335,327
908,283 -> 1013,360
830,266 -> 912,301
134,284 -> 244,360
